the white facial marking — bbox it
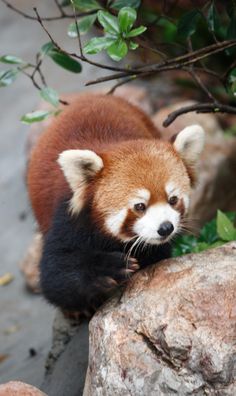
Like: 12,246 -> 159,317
105,208 -> 127,236
133,203 -> 180,245
165,181 -> 180,198
166,181 -> 189,213
129,188 -> 150,207
183,194 -> 190,211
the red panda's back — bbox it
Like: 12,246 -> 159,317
27,94 -> 160,233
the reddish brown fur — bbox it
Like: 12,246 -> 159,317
27,93 -> 162,233
91,139 -> 190,237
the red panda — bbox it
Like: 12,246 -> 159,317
27,93 -> 205,314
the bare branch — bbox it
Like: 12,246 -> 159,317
53,0 -> 66,17
1,0 -> 97,21
163,103 -> 236,127
107,76 -> 137,95
86,40 -> 236,85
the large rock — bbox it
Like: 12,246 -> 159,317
0,381 -> 47,396
84,242 -> 236,396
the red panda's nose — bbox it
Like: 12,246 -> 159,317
158,221 -> 174,237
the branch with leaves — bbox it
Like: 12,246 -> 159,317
0,0 -> 236,126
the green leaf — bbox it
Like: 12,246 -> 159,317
0,55 -> 24,64
112,0 -> 141,10
107,39 -> 128,61
207,1 -> 221,33
126,25 -> 147,37
41,42 -> 82,73
129,41 -> 139,50
0,69 -> 18,87
217,210 -> 236,241
40,87 -> 59,107
97,10 -> 119,35
41,42 -> 54,56
227,68 -> 236,97
21,110 -> 52,124
118,7 -> 136,33
177,9 -> 202,38
60,0 -> 71,6
68,14 -> 97,37
72,0 -> 100,11
84,36 -> 116,54
193,242 -> 209,253
198,218 -> 218,244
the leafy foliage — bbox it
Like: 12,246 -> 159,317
21,110 -> 55,124
84,7 -> 146,61
1,0 -> 236,124
173,211 -> 236,257
0,69 -> 19,87
71,0 -> 101,11
68,14 -> 97,37
40,87 -> 60,107
41,42 -> 82,73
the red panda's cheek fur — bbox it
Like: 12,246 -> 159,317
66,139 -> 193,242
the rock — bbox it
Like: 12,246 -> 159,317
19,232 -> 43,293
84,242 -> 236,396
0,381 -> 47,396
41,310 -> 89,396
152,101 -> 236,226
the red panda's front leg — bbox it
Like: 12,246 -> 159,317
40,246 -> 139,313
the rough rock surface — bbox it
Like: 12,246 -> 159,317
84,242 -> 236,396
0,381 -> 47,396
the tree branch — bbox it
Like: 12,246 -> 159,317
163,103 -> 236,127
1,0 -> 97,21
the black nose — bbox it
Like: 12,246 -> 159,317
158,221 -> 174,237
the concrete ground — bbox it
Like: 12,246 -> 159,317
0,0 -> 112,388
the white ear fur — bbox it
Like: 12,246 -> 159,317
57,149 -> 103,192
173,125 -> 205,166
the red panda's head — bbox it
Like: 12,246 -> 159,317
58,125 -> 205,245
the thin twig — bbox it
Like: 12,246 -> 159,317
53,0 -> 66,17
186,37 -> 216,102
85,40 -> 236,85
188,68 -> 216,102
1,0 -> 97,21
107,76 -> 137,94
163,103 -> 236,127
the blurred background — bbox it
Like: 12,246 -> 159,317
0,0 -> 112,386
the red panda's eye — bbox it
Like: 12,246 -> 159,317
168,196 -> 178,206
134,203 -> 146,213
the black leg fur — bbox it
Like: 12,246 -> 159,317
40,200 -> 171,312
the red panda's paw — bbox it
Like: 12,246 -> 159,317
124,257 -> 140,275
94,252 -> 140,291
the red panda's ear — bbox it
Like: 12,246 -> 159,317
173,125 -> 205,168
57,149 -> 103,192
